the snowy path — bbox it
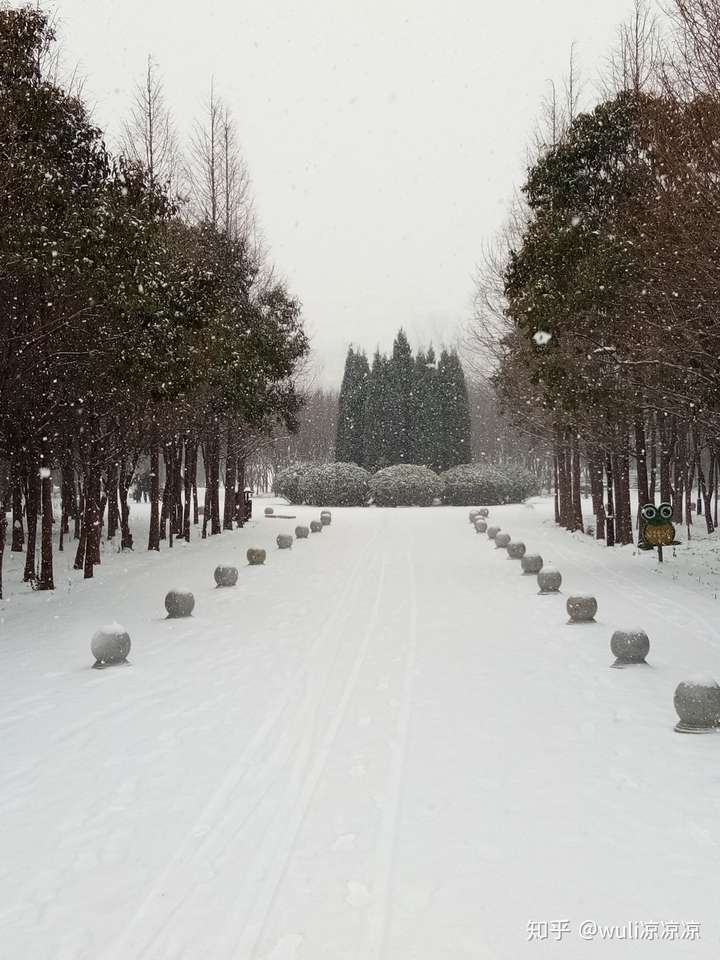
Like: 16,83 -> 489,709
2,501 -> 720,958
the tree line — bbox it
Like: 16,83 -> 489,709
335,329 -> 472,472
0,7 -> 308,597
471,0 -> 720,545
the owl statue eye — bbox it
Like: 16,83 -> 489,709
659,503 -> 673,521
641,504 -> 657,522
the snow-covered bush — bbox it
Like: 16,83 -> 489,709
369,464 -> 443,507
273,463 -> 315,504
441,463 -> 539,506
298,462 -> 370,507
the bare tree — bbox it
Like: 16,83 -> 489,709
123,55 -> 181,193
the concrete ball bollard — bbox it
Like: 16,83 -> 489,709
277,534 -> 293,549
165,589 -> 195,619
264,506 -> 274,517
522,554 -> 544,576
495,533 -> 511,550
487,526 -> 501,541
474,519 -> 488,534
320,510 -> 332,526
247,548 -> 267,565
295,525 -> 310,539
310,520 -> 323,533
477,508 -> 489,518
507,541 -> 526,559
537,568 -> 562,594
674,677 -> 720,733
469,509 -> 481,524
214,565 -> 239,587
91,623 -> 131,669
567,595 -> 598,623
610,628 -> 650,668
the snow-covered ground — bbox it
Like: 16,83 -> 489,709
2,498 -> 720,959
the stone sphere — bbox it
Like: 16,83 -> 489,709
264,506 -> 274,517
165,589 -> 195,618
610,628 -> 650,667
277,534 -> 293,549
487,526 -> 501,541
247,548 -> 267,566
310,520 -> 323,533
469,509 -> 481,523
567,594 -> 598,623
495,533 -> 511,549
537,568 -> 562,593
214,564 -> 238,587
522,554 -> 544,575
320,510 -> 332,526
477,508 -> 489,518
474,519 -> 488,534
91,624 -> 131,668
507,541 -> 526,559
674,677 -> 720,733
295,525 -> 310,539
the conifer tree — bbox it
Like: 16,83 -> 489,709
386,330 -> 415,463
362,350 -> 390,469
335,347 -> 369,464
436,349 -> 472,470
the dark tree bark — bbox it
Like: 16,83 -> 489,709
107,463 -> 119,540
223,424 -> 237,531
605,454 -> 616,547
37,463 -> 54,591
634,417 -> 650,513
571,433 -> 584,533
588,452 -> 606,541
148,445 -> 160,551
0,510 -> 6,600
23,465 -> 39,582
119,459 -> 135,550
11,476 -> 24,552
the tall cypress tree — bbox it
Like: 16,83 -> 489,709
335,346 -> 370,464
414,345 -> 440,469
386,329 -> 415,463
362,349 -> 390,469
436,349 -> 472,470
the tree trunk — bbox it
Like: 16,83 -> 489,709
588,452 -> 606,541
148,445 -> 160,551
223,424 -> 237,531
0,509 -> 6,600
37,462 -> 55,591
11,476 -> 24,552
605,454 -> 616,547
571,434 -> 584,533
107,463 -> 119,540
119,460 -> 135,550
211,423 -> 222,535
23,464 -> 39,582
634,417 -> 650,520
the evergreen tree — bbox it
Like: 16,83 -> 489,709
436,349 -> 472,471
386,329 -> 415,463
335,347 -> 369,464
413,345 -> 440,468
362,350 -> 390,469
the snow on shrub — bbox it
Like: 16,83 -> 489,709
298,462 -> 370,506
369,464 -> 443,507
273,463 -> 314,503
441,463 -> 539,506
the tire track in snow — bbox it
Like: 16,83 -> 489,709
102,527 -> 380,960
358,537 -> 419,960
226,550 -> 390,959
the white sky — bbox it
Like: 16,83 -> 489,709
47,0 -> 636,386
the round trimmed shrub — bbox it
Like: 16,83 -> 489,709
91,623 -> 131,668
298,462 -> 370,507
369,465 -> 442,507
441,463 -> 539,506
165,589 -> 195,618
272,463 -> 315,504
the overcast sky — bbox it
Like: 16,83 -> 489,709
47,0 -> 635,387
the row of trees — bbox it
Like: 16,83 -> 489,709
0,7 -> 308,598
471,0 -> 720,545
335,330 -> 472,472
